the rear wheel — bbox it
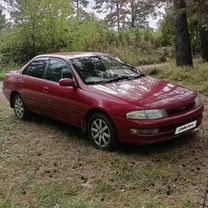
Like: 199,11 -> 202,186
87,113 -> 118,151
13,94 -> 30,120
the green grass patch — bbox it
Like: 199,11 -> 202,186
68,200 -> 102,208
0,202 -> 12,208
114,163 -> 164,190
181,195 -> 192,208
32,183 -> 82,207
95,180 -> 113,193
130,197 -> 173,208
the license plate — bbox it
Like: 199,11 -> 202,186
175,121 -> 197,135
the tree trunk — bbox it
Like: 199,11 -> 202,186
130,0 -> 135,28
198,23 -> 208,62
76,0 -> 79,19
116,0 -> 120,31
31,18 -> 36,58
174,0 -> 193,67
198,1 -> 208,62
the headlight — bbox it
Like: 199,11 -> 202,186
126,109 -> 168,120
194,96 -> 201,107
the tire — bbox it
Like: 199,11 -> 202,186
13,94 -> 30,120
87,113 -> 119,151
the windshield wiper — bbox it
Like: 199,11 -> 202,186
86,74 -> 145,85
99,75 -> 131,84
101,74 -> 144,83
127,73 -> 145,80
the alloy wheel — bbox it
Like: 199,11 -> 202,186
91,119 -> 111,148
14,96 -> 25,119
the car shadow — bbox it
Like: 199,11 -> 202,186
28,112 -> 89,142
26,112 -> 199,156
118,133 -> 198,155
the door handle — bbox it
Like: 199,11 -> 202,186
43,87 -> 49,93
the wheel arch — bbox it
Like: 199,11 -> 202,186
10,91 -> 20,108
82,108 -> 116,134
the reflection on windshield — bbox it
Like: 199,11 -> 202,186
71,56 -> 141,84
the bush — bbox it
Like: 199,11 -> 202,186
0,16 -> 168,66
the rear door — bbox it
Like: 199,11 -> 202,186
41,58 -> 80,125
21,58 -> 50,114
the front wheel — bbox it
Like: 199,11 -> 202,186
13,94 -> 30,120
87,113 -> 118,151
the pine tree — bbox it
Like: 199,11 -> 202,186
72,0 -> 89,20
197,0 -> 208,62
174,0 -> 193,67
126,0 -> 157,28
0,9 -> 6,30
94,0 -> 126,30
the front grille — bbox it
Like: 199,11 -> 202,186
167,102 -> 195,116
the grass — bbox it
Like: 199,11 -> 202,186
147,60 -> 208,95
0,60 -> 208,207
96,180 -> 113,193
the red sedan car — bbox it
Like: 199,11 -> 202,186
2,52 -> 204,150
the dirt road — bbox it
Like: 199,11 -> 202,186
0,81 -> 4,100
138,63 -> 168,72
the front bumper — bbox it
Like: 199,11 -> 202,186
112,105 -> 204,145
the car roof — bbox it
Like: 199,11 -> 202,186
34,52 -> 110,60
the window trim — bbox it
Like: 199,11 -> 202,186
70,55 -> 139,85
22,57 -> 49,80
43,57 -> 75,83
21,56 -> 79,87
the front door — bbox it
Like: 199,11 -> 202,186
41,58 -> 80,125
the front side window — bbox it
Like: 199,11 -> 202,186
44,59 -> 73,82
23,59 -> 47,79
71,56 -> 141,84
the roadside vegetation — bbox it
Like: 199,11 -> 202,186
0,0 -> 207,78
0,62 -> 208,208
147,60 -> 208,97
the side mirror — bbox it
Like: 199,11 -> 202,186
59,78 -> 76,87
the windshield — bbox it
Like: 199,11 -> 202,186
71,56 -> 141,84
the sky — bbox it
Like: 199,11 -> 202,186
149,18 -> 160,29
149,10 -> 164,29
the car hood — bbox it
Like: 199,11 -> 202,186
91,76 -> 197,109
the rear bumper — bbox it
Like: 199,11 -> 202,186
112,105 -> 204,145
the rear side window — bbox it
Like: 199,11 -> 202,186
44,59 -> 73,82
23,59 -> 47,79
